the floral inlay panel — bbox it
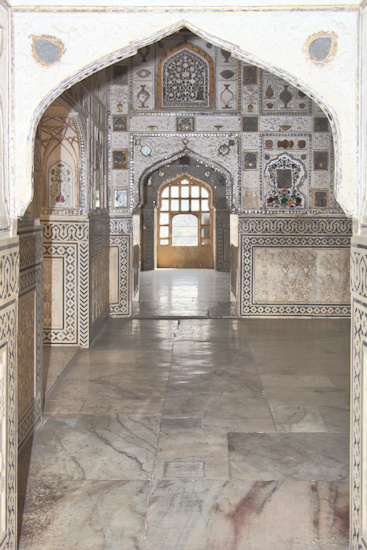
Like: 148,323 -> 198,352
158,44 -> 214,109
264,153 -> 306,208
48,161 -> 73,207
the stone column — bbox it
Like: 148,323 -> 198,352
350,235 -> 367,548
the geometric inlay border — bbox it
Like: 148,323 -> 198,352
42,221 -> 89,346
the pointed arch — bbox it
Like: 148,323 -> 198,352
138,149 -> 233,209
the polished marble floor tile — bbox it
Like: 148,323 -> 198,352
228,433 -> 349,481
18,280 -> 351,549
155,431 -> 230,479
269,404 -> 329,433
134,269 -> 232,318
44,378 -> 165,415
18,480 -> 148,550
264,386 -> 350,408
20,414 -> 160,481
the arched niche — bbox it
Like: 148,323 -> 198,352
38,100 -> 87,215
157,43 -> 214,109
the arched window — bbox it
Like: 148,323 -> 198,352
157,44 -> 214,109
157,174 -> 214,268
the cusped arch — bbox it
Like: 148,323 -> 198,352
138,149 -> 234,209
22,19 -> 345,218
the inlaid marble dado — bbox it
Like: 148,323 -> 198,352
18,226 -> 43,448
240,216 -> 352,317
0,238 -> 18,550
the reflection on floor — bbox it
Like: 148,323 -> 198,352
133,268 -> 233,317
19,317 -> 350,549
43,345 -> 79,397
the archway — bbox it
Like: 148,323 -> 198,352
11,17 -> 357,550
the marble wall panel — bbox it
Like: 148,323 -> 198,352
0,237 -> 19,550
17,292 -> 35,420
17,226 -> 43,448
0,2 -> 9,232
253,247 -> 350,304
43,257 -> 64,329
216,211 -> 230,272
239,216 -> 352,317
109,247 -> 119,304
109,218 -> 131,316
89,215 -> 109,342
129,115 -> 174,133
142,210 -> 154,271
350,237 -> 367,548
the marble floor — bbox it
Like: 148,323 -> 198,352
133,268 -> 233,317
18,314 -> 350,549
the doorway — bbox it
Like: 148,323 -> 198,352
157,174 -> 214,269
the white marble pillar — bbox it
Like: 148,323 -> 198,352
350,234 -> 367,548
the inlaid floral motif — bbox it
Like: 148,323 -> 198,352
264,153 -> 306,208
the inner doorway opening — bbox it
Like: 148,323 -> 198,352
157,174 -> 214,269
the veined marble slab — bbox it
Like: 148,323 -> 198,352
228,433 -> 349,481
18,480 -> 148,550
21,414 -> 161,481
144,479 -> 348,550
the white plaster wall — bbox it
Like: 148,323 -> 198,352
10,6 -> 359,220
0,1 -> 9,231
